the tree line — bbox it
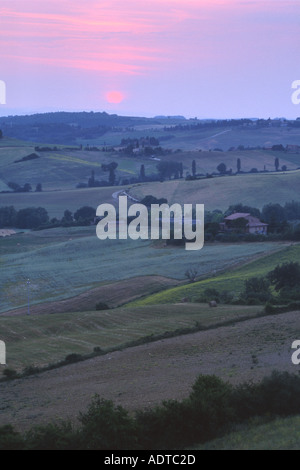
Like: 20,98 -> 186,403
0,206 -> 97,230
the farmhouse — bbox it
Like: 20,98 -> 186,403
220,213 -> 268,235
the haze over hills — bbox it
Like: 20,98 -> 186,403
0,110 -> 299,153
1,110 -> 300,449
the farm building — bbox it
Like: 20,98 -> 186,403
220,213 -> 268,235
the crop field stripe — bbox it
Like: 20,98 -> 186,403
129,244 -> 300,306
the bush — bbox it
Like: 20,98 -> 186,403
26,422 -> 78,450
268,262 -> 300,291
231,371 -> 300,421
78,397 -> 138,450
188,375 -> 235,441
64,354 -> 83,364
23,366 -> 41,376
95,302 -> 109,311
239,277 -> 272,305
3,368 -> 18,379
197,288 -> 234,304
136,399 -> 195,449
0,426 -> 25,450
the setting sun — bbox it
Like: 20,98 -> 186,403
105,91 -> 125,104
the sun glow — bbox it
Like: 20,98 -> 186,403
105,91 -> 125,104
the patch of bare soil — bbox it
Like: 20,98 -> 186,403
0,276 -> 179,317
0,311 -> 299,431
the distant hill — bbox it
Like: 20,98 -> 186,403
0,111 -> 299,148
0,111 -> 160,128
0,111 -> 163,144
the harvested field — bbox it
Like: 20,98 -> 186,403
1,276 -> 179,316
0,310 -> 299,432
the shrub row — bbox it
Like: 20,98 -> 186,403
1,371 -> 300,450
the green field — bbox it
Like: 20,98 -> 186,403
193,416 -> 300,450
130,170 -> 300,211
1,166 -> 300,220
0,226 -> 286,313
129,243 -> 300,306
0,142 -> 157,191
79,124 -> 300,152
141,148 -> 300,175
0,186 -> 125,219
0,303 -> 262,372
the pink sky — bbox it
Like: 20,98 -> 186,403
0,0 -> 300,118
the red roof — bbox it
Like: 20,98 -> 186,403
225,213 -> 268,227
225,213 -> 250,221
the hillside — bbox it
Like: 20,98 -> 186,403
1,113 -> 300,151
0,227 -> 283,313
0,309 -> 299,431
129,243 -> 300,306
0,144 -> 158,191
0,303 -> 262,372
194,416 -> 300,450
129,170 -> 300,211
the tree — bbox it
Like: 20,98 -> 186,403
156,161 -> 181,180
225,204 -> 261,219
237,158 -> 241,173
61,210 -> 73,226
140,195 -> 167,207
88,170 -> 95,188
140,165 -> 145,181
35,183 -> 42,192
284,201 -> 300,220
192,160 -> 196,178
275,157 -> 280,171
8,182 -> 22,192
16,207 -> 49,229
185,268 -> 198,283
262,203 -> 286,233
217,163 -> 227,174
179,162 -> 183,178
267,262 -> 300,292
23,183 -> 32,193
240,277 -> 272,304
0,206 -> 17,228
101,162 -> 118,172
74,206 -> 96,223
109,168 -> 116,186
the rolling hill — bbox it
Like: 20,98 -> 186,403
129,243 -> 300,306
0,226 -> 284,313
129,170 -> 300,211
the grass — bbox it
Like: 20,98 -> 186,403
129,170 -> 300,211
0,143 -> 157,192
0,226 -> 285,312
0,186 -> 125,219
193,416 -> 300,450
0,303 -> 262,372
129,243 -> 300,306
77,124 -> 300,152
